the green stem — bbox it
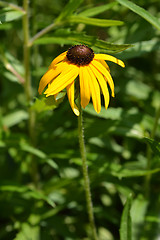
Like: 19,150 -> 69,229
28,22 -> 62,47
23,0 -> 36,145
78,102 -> 98,240
145,105 -> 160,198
23,0 -> 38,186
23,0 -> 31,103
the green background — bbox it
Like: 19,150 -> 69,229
0,0 -> 160,239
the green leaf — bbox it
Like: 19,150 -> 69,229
20,142 -> 58,170
144,137 -> 160,156
85,105 -> 123,120
0,22 -> 12,30
0,184 -> 55,207
117,39 -> 160,59
125,80 -> 151,100
112,166 -> 160,178
14,221 -> 40,240
116,0 -> 160,30
78,2 -> 118,17
1,51 -> 24,83
131,195 -> 148,240
2,110 -> 28,128
120,195 -> 132,240
0,7 -> 24,23
68,16 -> 124,27
31,94 -> 66,113
56,0 -> 84,22
34,29 -> 131,54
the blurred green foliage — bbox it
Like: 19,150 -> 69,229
0,0 -> 160,239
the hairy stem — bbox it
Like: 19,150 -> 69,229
78,103 -> 98,240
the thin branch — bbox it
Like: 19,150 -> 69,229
28,21 -> 63,47
0,1 -> 25,13
5,62 -> 25,84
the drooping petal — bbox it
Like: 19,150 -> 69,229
90,63 -> 110,110
91,59 -> 115,97
45,64 -> 79,96
38,61 -> 69,94
66,81 -> 79,116
99,59 -> 110,72
38,68 -> 60,94
49,51 -> 67,69
79,66 -> 90,109
87,66 -> 101,113
94,54 -> 125,68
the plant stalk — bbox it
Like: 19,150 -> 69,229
23,0 -> 36,145
23,0 -> 38,186
78,102 -> 98,240
145,105 -> 160,198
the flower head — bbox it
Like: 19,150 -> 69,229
38,45 -> 125,116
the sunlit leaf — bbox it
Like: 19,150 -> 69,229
116,0 -> 160,30
2,110 -> 28,127
31,94 -> 65,113
68,16 -> 124,27
0,7 -> 24,23
34,29 -> 132,54
14,221 -> 40,240
78,2 -> 118,17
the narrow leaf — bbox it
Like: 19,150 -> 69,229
56,0 -> 83,22
116,0 -> 160,30
0,7 -> 24,23
120,195 -> 132,240
2,110 -> 28,127
34,30 -> 131,54
131,195 -> 148,240
20,142 -> 58,169
68,16 -> 124,27
0,184 -> 55,207
78,2 -> 118,17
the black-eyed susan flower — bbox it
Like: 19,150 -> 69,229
38,45 -> 125,116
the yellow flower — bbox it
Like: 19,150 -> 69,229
38,45 -> 125,116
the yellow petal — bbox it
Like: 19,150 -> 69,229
87,66 -> 101,113
91,59 -> 115,97
94,54 -> 125,68
38,68 -> 60,94
90,64 -> 110,110
49,51 -> 67,69
66,81 -> 79,116
38,61 -> 69,94
45,64 -> 79,96
99,59 -> 110,72
79,66 -> 90,109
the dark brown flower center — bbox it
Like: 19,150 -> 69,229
66,45 -> 94,66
